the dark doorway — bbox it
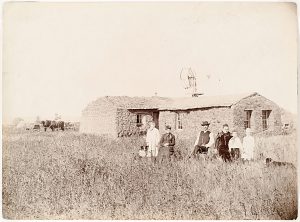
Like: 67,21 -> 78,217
153,112 -> 159,129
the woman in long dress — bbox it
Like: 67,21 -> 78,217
145,121 -> 160,157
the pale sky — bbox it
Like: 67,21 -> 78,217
2,2 -> 298,123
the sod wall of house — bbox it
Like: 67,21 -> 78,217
158,107 -> 234,141
232,94 -> 282,137
116,109 -> 154,137
80,104 -> 117,137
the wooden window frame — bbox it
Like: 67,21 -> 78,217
244,110 -> 252,129
262,110 -> 271,131
136,112 -> 154,127
136,113 -> 143,127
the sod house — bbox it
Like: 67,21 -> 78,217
80,92 -> 282,138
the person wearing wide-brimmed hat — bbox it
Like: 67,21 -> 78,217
190,121 -> 214,158
158,125 -> 176,163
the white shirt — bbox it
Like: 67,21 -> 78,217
194,130 -> 215,147
242,135 -> 255,160
146,127 -> 160,157
228,137 -> 242,151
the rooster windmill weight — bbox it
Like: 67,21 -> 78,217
180,67 -> 203,97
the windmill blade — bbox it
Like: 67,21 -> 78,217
188,67 -> 195,78
180,68 -> 191,89
180,67 -> 188,81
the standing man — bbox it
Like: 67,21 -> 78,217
215,124 -> 232,162
191,121 -> 215,157
158,125 -> 176,163
145,121 -> 160,158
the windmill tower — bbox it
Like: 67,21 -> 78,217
180,67 -> 203,97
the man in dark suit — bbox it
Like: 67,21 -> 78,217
158,125 -> 176,163
190,121 -> 215,158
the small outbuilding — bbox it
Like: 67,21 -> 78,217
80,92 -> 282,138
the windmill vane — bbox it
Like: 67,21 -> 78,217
179,67 -> 203,97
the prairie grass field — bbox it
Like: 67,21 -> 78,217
2,127 -> 298,219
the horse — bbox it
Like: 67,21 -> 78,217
41,120 -> 65,131
41,120 -> 52,131
50,120 -> 65,131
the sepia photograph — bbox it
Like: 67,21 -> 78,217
2,1 -> 298,220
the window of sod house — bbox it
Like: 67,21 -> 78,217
262,110 -> 271,130
244,110 -> 252,129
136,114 -> 143,127
175,112 -> 183,130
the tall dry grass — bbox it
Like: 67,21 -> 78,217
2,128 -> 297,219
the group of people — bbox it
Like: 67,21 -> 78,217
140,121 -> 176,163
141,120 -> 255,163
192,121 -> 255,162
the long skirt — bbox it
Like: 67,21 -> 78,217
157,146 -> 174,163
219,148 -> 231,162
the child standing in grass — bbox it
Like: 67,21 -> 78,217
215,124 -> 232,162
228,130 -> 242,160
242,128 -> 255,161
